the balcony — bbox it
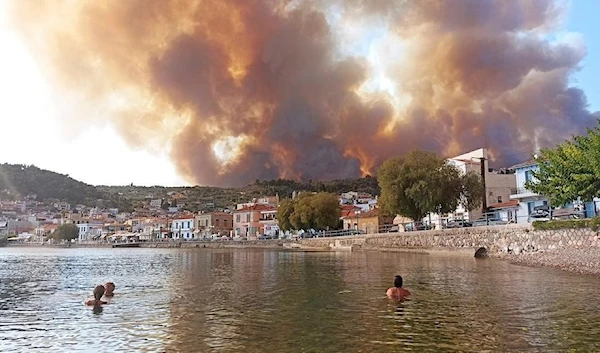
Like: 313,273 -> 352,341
510,187 -> 539,199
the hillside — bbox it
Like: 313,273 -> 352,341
0,164 -> 131,210
98,176 -> 380,212
0,164 -> 104,203
1,163 -> 379,212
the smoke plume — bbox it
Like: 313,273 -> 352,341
8,0 -> 599,185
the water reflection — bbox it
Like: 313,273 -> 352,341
1,247 -> 600,352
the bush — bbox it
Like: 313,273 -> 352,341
532,217 -> 600,231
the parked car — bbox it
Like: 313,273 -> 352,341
405,223 -> 433,231
298,229 -> 317,238
444,220 -> 473,229
528,205 -> 551,222
258,234 -> 272,240
473,217 -> 505,227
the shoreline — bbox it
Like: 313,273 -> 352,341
493,248 -> 600,277
4,237 -> 600,277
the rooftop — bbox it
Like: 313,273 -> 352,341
234,204 -> 277,212
488,200 -> 519,210
509,159 -> 538,170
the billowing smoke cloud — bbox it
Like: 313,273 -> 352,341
8,0 -> 599,186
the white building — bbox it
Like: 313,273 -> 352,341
339,192 -> 377,212
77,223 -> 103,241
427,148 -> 517,225
171,216 -> 195,240
150,199 -> 162,209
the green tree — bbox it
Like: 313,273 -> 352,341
527,122 -> 600,205
276,198 -> 295,231
277,192 -> 341,230
378,150 -> 479,222
53,224 -> 79,242
290,193 -> 316,230
460,172 -> 484,211
307,192 -> 340,230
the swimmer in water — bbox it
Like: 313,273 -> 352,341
85,285 -> 108,306
104,282 -> 115,297
386,275 -> 411,299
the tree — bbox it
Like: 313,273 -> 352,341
277,192 -> 341,230
527,121 -> 600,205
276,198 -> 295,231
378,150 -> 482,222
53,224 -> 79,241
460,172 -> 484,212
307,192 -> 340,230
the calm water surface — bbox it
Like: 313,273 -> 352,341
1,247 -> 599,352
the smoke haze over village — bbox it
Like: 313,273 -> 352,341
6,0 -> 600,186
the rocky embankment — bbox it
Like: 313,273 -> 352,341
492,227 -> 600,276
495,247 -> 600,276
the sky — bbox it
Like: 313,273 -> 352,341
0,1 -> 599,187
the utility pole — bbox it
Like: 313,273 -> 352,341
480,157 -> 487,213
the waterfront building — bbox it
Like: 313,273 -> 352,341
171,215 -> 195,240
233,204 -> 278,238
341,208 -> 393,233
509,159 -> 596,223
195,211 -> 233,238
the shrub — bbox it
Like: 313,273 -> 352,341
532,217 -> 600,231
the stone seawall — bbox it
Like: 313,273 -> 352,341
299,225 -> 600,254
298,225 -> 600,275
140,240 -> 289,249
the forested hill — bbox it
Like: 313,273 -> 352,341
249,176 -> 380,198
1,163 -> 379,211
0,164 -> 104,204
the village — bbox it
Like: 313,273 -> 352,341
1,148 -> 598,245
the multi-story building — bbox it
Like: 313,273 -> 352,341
149,199 -> 162,209
233,205 -> 278,238
77,222 -> 104,241
195,212 -> 233,238
508,159 -> 548,224
170,215 -> 195,240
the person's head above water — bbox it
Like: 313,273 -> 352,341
393,275 -> 403,288
105,282 -> 115,296
93,285 -> 106,301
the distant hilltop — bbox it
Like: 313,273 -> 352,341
0,163 -> 379,213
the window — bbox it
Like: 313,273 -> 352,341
489,191 -> 493,196
497,196 -> 502,203
236,215 -> 241,223
215,219 -> 220,227
525,170 -> 533,182
246,214 -> 250,222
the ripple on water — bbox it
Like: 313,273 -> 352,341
1,248 -> 600,352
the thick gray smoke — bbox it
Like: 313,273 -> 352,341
9,0 -> 599,185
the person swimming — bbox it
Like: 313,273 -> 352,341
104,282 -> 115,297
85,285 -> 108,306
386,275 -> 411,299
